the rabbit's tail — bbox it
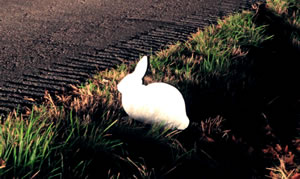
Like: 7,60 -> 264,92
176,116 -> 190,130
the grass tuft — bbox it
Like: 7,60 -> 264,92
0,109 -> 58,177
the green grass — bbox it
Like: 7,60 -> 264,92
0,106 -> 126,178
149,12 -> 272,87
0,0 -> 299,178
0,109 -> 58,177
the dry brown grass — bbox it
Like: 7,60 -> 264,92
46,65 -> 128,123
266,0 -> 290,15
198,115 -> 230,143
264,144 -> 300,178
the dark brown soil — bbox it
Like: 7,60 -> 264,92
0,0 -> 253,113
0,0 -> 197,82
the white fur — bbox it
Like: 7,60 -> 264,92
117,56 -> 189,130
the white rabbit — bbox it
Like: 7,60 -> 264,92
117,56 -> 189,130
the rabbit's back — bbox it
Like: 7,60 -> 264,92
122,82 -> 189,129
146,83 -> 189,129
146,83 -> 186,111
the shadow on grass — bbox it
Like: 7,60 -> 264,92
61,4 -> 300,178
171,3 -> 300,178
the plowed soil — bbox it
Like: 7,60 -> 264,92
0,0 -> 254,113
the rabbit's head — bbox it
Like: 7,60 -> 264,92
117,56 -> 148,94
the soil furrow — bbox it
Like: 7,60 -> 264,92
7,81 -> 65,93
1,88 -> 45,99
24,74 -> 80,85
0,0 -> 257,114
52,64 -> 94,75
67,57 -> 115,69
38,70 -> 86,81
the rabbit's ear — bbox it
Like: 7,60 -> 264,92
132,56 -> 148,78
